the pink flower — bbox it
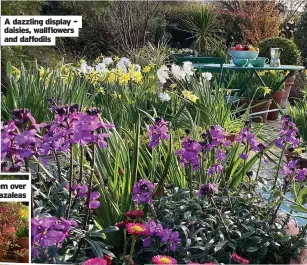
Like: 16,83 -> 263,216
84,258 -> 108,265
231,253 -> 249,264
152,255 -> 177,264
125,223 -> 148,236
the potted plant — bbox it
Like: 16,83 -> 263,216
16,205 -> 29,249
240,82 -> 272,123
258,37 -> 302,108
15,248 -> 29,263
258,70 -> 285,120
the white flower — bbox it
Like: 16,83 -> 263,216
80,61 -> 93,74
171,64 -> 186,81
95,63 -> 107,73
102,57 -> 113,66
182,61 -> 194,78
157,65 -> 169,84
202,72 -> 212,81
117,57 -> 131,72
159,92 -> 171,102
134,64 -> 141,72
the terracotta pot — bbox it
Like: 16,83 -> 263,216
268,90 -> 284,120
18,237 -> 29,249
18,254 -> 29,263
240,98 -> 272,123
281,75 -> 296,108
285,149 -> 307,169
0,249 -> 3,261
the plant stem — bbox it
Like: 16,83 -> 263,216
78,146 -> 84,184
273,145 -> 286,190
255,156 -> 262,189
188,166 -> 193,198
83,144 -> 95,229
127,235 -> 137,265
210,197 -> 230,239
66,144 -> 74,219
53,151 -> 62,184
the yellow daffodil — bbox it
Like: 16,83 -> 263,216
112,92 -> 122,99
295,148 -> 305,155
45,78 -> 50,86
169,83 -> 177,89
97,87 -> 105,94
149,63 -> 156,68
114,56 -> 120,61
108,72 -> 116,84
132,72 -> 143,83
39,67 -> 45,77
182,90 -> 192,97
263,86 -> 271,96
12,66 -> 21,79
19,206 -> 28,219
188,94 -> 199,103
143,66 -> 151,73
118,73 -> 130,84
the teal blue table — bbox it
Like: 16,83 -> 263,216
192,63 -> 305,88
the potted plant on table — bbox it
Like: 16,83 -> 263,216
258,37 -> 302,108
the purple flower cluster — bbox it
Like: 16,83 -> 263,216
196,183 -> 218,197
176,137 -> 202,170
275,115 -> 300,149
143,220 -> 181,251
147,117 -> 169,148
65,184 -> 101,209
132,179 -> 155,205
205,125 -> 231,151
235,122 -> 268,161
1,109 -> 45,171
281,158 -> 307,191
206,164 -> 224,175
1,105 -> 115,172
32,217 -> 78,258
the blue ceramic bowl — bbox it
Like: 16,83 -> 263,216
232,59 -> 249,67
228,50 -> 259,60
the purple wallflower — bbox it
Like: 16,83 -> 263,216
215,148 -> 226,161
196,183 -> 218,197
132,179 -> 154,205
143,219 -> 164,247
176,137 -> 202,170
160,228 -> 181,251
31,216 -> 77,254
238,153 -> 248,160
147,117 -> 169,148
205,125 -> 231,151
206,164 -> 224,175
275,115 -> 300,149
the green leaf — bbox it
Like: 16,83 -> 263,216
214,240 -> 228,252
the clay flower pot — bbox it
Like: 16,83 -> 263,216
240,98 -> 272,123
281,75 -> 296,108
0,249 -> 3,261
17,254 -> 29,263
17,237 -> 29,249
268,90 -> 284,120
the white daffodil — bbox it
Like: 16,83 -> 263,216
171,64 -> 186,81
95,63 -> 107,73
159,92 -> 171,102
117,57 -> 131,72
80,61 -> 93,74
182,61 -> 194,78
102,57 -> 113,66
157,65 -> 169,84
202,72 -> 212,81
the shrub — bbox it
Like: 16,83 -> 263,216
258,37 -> 302,65
294,4 -> 307,66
